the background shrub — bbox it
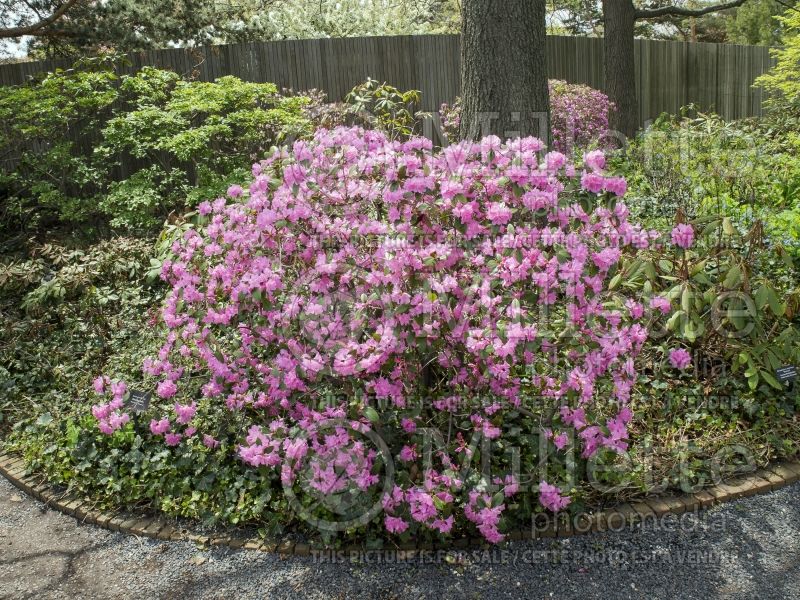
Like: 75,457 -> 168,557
0,58 -> 312,237
439,80 -> 615,152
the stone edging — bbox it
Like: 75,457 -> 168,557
2,450 -> 799,556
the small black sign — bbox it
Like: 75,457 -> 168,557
776,365 -> 798,385
127,389 -> 152,413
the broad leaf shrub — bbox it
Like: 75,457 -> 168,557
100,68 -> 312,229
85,127 -> 675,544
0,55 -> 118,232
622,109 -> 800,258
344,78 -> 426,140
439,80 -> 615,153
609,216 -> 800,488
0,59 -> 311,235
302,80 -> 428,142
610,107 -> 800,487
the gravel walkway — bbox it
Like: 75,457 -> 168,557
1,474 -> 798,600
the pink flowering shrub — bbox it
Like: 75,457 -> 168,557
549,80 -> 615,153
91,126 -> 670,543
440,80 -> 615,153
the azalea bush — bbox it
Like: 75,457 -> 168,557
81,127 -> 681,544
439,80 -> 615,153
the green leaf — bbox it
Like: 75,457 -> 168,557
754,285 -> 769,310
681,286 -> 692,313
363,406 -> 380,424
723,265 -> 742,289
767,287 -> 786,317
760,370 -> 783,390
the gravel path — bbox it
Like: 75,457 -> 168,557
1,474 -> 798,600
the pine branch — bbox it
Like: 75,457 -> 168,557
0,0 -> 81,38
635,0 -> 748,20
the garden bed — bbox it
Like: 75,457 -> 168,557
1,61 -> 799,550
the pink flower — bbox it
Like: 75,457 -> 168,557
603,176 -> 627,197
174,402 -> 197,424
150,418 -> 171,435
165,432 -> 183,446
650,296 -> 672,314
93,376 -> 107,394
493,475 -> 519,497
203,435 -> 220,449
92,404 -> 112,421
157,380 -> 177,399
553,432 -> 569,450
592,247 -> 621,271
581,171 -> 605,194
433,515 -> 454,533
560,406 -> 587,430
98,420 -> 115,435
401,418 -> 417,433
583,149 -> 606,172
486,202 -> 513,225
399,445 -> 417,462
669,348 -> 692,370
110,380 -> 127,399
671,224 -> 694,249
539,480 -> 571,512
385,516 -> 409,534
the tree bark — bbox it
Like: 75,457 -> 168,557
603,0 -> 638,139
459,0 -> 550,143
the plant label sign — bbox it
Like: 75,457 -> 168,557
127,389 -> 152,413
776,366 -> 798,385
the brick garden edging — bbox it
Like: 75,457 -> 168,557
2,450 -> 799,556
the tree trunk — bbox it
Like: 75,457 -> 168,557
603,0 -> 638,139
459,0 -> 550,142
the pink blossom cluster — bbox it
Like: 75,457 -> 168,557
671,224 -> 695,249
91,377 -> 130,435
539,480 -> 571,512
669,348 -> 692,370
383,469 -> 462,536
464,482 -> 519,543
92,126 -> 671,542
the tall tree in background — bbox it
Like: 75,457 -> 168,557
459,0 -> 550,140
1,0 -> 462,58
727,0 -> 787,46
1,0 -> 266,57
603,0 -> 749,138
233,0 -> 459,42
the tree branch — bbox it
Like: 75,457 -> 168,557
0,0 -> 81,39
635,0 -> 747,20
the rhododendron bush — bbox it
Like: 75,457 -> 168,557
91,126 -> 670,543
440,80 -> 615,153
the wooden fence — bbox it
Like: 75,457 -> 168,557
0,34 -> 774,126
